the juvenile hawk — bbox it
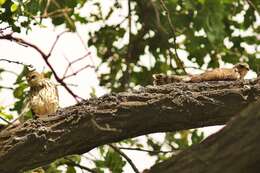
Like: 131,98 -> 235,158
153,63 -> 249,85
19,71 -> 59,122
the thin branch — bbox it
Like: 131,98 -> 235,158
149,0 -> 167,33
62,64 -> 94,80
46,30 -> 68,58
63,55 -> 75,77
121,0 -> 132,89
0,26 -> 11,34
0,58 -> 33,68
43,0 -> 51,16
118,147 -> 179,154
159,0 -> 187,74
128,0 -> 132,51
0,85 -> 14,90
56,83 -> 78,87
76,31 -> 96,67
41,8 -> 73,18
109,144 -> 140,173
62,52 -> 92,79
4,69 -> 19,76
246,0 -> 260,15
0,33 -> 84,101
64,158 -> 97,173
0,116 -> 11,124
51,0 -> 75,29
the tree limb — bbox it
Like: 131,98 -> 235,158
150,98 -> 260,173
0,79 -> 260,172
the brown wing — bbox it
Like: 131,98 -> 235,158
191,68 -> 239,82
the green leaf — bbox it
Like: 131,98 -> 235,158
10,3 -> 18,12
13,82 -> 27,99
43,71 -> 53,79
66,166 -> 76,173
191,130 -> 204,144
0,0 -> 6,5
15,66 -> 29,84
197,0 -> 206,4
105,150 -> 126,173
94,160 -> 106,168
0,106 -> 13,120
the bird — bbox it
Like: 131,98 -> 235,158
153,63 -> 250,85
18,70 -> 59,122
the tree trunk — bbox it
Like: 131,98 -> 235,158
0,79 -> 260,172
150,99 -> 260,173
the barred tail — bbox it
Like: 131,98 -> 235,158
152,74 -> 190,85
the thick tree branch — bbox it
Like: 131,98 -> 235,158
150,98 -> 260,173
0,79 -> 260,172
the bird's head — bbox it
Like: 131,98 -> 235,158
26,71 -> 45,87
234,63 -> 250,79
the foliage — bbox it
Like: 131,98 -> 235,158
0,0 -> 260,172
94,148 -> 126,173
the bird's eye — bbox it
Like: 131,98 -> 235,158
31,75 -> 37,80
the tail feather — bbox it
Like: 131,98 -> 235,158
153,74 -> 190,85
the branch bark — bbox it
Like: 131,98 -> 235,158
0,79 -> 260,172
150,97 -> 260,173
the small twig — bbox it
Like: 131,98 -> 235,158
76,31 -> 96,66
128,0 -> 132,51
121,0 -> 132,89
246,0 -> 260,15
62,52 -> 92,79
149,0 -> 167,33
63,64 -> 94,80
64,158 -> 97,173
0,116 -> 11,125
109,144 -> 140,173
118,147 -> 177,154
159,0 -> 186,74
0,26 -> 11,34
56,83 -> 78,87
0,85 -> 14,90
41,8 -> 72,18
62,55 -> 75,77
43,0 -> 51,16
4,69 -> 19,76
0,33 -> 84,101
0,58 -> 33,68
46,30 -> 68,58
51,0 -> 75,29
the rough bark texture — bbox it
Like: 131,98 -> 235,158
150,99 -> 260,173
0,79 -> 260,172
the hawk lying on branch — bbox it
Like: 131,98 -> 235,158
153,63 -> 249,85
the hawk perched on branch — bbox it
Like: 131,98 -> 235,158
19,71 -> 59,122
153,63 -> 250,85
